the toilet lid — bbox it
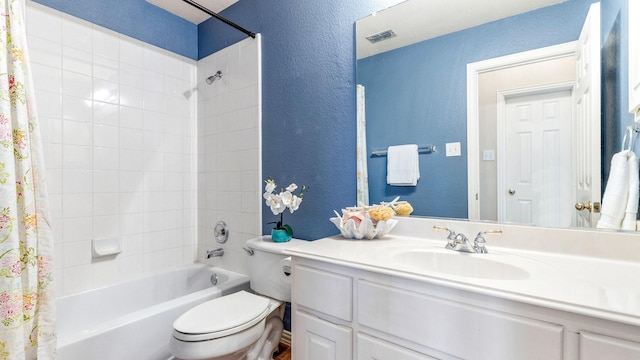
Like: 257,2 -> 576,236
173,291 -> 270,340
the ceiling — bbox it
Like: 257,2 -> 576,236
146,0 -> 238,24
357,0 -> 567,59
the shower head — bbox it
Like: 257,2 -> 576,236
205,70 -> 223,85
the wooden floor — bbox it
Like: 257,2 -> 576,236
273,343 -> 291,360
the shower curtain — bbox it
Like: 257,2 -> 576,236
356,85 -> 369,205
0,0 -> 56,359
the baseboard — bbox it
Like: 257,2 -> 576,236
280,330 -> 291,347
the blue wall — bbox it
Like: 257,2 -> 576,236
358,0 -> 596,218
32,0 -> 198,59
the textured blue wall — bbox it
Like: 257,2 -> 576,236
32,0 -> 198,59
358,0 -> 596,218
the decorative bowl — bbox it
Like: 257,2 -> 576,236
329,217 -> 398,240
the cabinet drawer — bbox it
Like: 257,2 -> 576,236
358,333 -> 435,360
293,264 -> 352,321
580,331 -> 640,359
358,280 -> 564,360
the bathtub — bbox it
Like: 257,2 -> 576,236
56,264 -> 250,360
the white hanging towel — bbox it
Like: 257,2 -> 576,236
597,150 -> 638,230
386,144 -> 420,186
622,151 -> 639,230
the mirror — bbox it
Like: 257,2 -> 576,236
356,0 -> 632,229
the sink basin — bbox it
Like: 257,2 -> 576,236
392,249 -> 532,280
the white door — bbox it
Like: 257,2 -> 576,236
500,89 -> 573,227
574,2 -> 601,227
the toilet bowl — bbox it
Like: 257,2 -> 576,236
170,237 -> 306,360
170,291 -> 281,360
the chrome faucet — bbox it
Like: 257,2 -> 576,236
206,248 -> 224,258
433,226 -> 502,253
453,232 -> 476,253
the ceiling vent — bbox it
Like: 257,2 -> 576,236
366,29 -> 397,44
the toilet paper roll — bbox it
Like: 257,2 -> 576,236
278,257 -> 292,283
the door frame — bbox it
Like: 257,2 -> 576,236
496,82 -> 575,223
466,42 -> 577,220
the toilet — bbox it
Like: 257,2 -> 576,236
169,236 -> 306,360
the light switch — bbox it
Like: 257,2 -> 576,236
482,150 -> 495,161
446,142 -> 461,157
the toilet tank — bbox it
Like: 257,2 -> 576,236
245,236 -> 307,302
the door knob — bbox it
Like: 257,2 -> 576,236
575,202 -> 601,213
575,202 -> 592,211
508,188 -> 515,196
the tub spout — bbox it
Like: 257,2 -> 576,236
206,248 -> 224,258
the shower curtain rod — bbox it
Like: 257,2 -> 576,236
181,0 -> 256,39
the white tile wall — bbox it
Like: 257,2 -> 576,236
197,36 -> 262,275
27,2 -> 199,296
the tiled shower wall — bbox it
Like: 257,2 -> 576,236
27,2 -> 198,296
196,37 -> 262,275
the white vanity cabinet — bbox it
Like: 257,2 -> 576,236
291,257 -> 640,360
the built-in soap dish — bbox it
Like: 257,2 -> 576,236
92,237 -> 122,258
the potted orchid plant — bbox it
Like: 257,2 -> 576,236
263,178 -> 307,242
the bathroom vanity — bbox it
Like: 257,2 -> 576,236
286,217 -> 640,359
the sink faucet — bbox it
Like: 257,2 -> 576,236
434,226 -> 502,253
452,232 -> 476,253
206,248 -> 224,258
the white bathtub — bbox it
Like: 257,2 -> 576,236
56,264 -> 250,360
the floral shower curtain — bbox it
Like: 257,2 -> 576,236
0,0 -> 56,359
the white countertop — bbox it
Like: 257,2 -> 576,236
285,231 -> 640,327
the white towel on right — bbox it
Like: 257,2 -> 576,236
598,150 -> 638,230
387,144 -> 420,186
622,151 -> 639,230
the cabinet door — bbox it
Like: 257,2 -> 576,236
293,310 -> 352,360
357,333 -> 436,360
580,332 -> 640,360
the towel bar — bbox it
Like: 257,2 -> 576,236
371,145 -> 436,157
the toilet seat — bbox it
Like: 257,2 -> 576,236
173,291 -> 270,342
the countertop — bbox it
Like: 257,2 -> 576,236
285,233 -> 640,327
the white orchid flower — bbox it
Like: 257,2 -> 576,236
265,193 -> 285,215
286,183 -> 298,192
263,178 -> 306,220
289,195 -> 302,213
280,190 -> 293,207
264,180 -> 276,194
